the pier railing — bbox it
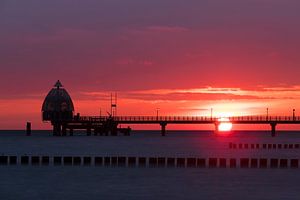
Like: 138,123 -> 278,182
76,115 -> 300,122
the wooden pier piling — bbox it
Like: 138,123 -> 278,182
26,122 -> 31,136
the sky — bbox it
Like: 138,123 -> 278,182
1,0 -> 300,129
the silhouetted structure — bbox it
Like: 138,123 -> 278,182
42,80 -> 74,121
42,80 -> 74,135
26,122 -> 31,136
42,81 -> 300,137
42,81 -> 131,136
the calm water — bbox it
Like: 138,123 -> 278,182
0,130 -> 299,200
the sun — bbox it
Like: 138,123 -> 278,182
218,117 -> 233,132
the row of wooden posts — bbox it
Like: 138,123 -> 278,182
0,156 -> 300,168
229,143 -> 300,149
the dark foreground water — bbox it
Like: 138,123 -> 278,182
0,130 -> 299,200
0,167 -> 299,200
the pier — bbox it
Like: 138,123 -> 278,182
41,81 -> 300,137
52,115 -> 300,137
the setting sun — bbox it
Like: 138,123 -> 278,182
218,117 -> 233,132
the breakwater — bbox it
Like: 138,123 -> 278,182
0,155 -> 299,169
229,143 -> 300,149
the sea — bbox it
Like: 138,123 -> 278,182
0,130 -> 299,200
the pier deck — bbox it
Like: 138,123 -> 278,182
49,115 -> 300,137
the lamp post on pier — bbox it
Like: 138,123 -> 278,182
156,108 -> 160,120
266,108 -> 269,121
293,109 -> 295,121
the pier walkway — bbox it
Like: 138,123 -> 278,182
61,115 -> 300,137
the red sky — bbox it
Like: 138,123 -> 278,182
1,0 -> 300,130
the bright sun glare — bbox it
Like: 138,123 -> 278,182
218,117 -> 233,132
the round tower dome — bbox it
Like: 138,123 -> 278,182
42,80 -> 74,122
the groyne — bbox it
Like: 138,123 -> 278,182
0,155 -> 299,169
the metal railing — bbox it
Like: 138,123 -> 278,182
76,115 -> 300,122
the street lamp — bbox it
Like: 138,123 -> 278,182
266,108 -> 269,120
156,108 -> 160,119
293,109 -> 295,120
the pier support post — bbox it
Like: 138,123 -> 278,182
214,122 -> 219,134
160,123 -> 167,136
53,123 -> 62,136
87,127 -> 92,136
270,123 -> 277,137
94,128 -> 98,136
86,122 -> 92,136
53,125 -> 56,136
62,124 -> 67,136
111,124 -> 118,136
26,122 -> 31,136
69,128 -> 73,136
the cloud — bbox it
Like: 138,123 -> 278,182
121,92 -> 261,101
3,85 -> 300,102
80,86 -> 300,102
21,28 -> 97,44
146,26 -> 190,33
78,92 -> 111,101
116,58 -> 153,66
125,25 -> 190,36
0,93 -> 47,100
